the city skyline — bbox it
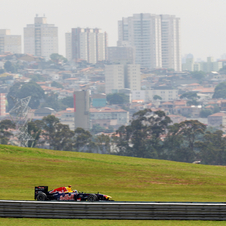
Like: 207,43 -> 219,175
1,0 -> 226,60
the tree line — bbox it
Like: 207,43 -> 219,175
1,109 -> 226,165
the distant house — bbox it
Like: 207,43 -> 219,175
90,107 -> 129,126
92,93 -> 106,108
208,112 -> 226,128
34,107 -> 56,117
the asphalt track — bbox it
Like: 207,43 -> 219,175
1,200 -> 226,220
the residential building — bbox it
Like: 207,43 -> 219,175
24,15 -> 58,58
182,56 -> 223,72
125,64 -> 141,91
105,64 -> 140,94
105,64 -> 124,94
0,93 -> 6,116
160,15 -> 181,71
118,13 -> 181,71
118,13 -> 162,69
208,112 -> 226,127
0,29 -> 21,54
107,46 -> 135,64
70,28 -> 107,64
147,87 -> 178,101
90,107 -> 129,126
65,32 -> 72,61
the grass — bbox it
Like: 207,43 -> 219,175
1,219 -> 226,226
1,144 -> 226,225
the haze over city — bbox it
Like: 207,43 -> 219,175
1,0 -> 226,60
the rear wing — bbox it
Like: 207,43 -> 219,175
34,186 -> 48,200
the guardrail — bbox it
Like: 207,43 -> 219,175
0,200 -> 226,220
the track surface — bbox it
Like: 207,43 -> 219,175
1,200 -> 226,220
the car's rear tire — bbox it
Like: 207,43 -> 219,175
36,192 -> 47,201
87,194 -> 98,202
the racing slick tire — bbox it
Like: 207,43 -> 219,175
36,192 -> 47,201
87,194 -> 98,202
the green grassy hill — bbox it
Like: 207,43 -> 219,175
0,144 -> 226,202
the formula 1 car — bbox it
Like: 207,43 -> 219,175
35,186 -> 113,202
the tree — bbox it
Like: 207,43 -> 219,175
176,120 -> 206,162
190,71 -> 206,81
72,128 -> 94,152
200,109 -> 213,118
94,134 -> 111,154
60,96 -> 74,108
0,119 -> 15,144
195,130 -> 226,165
163,123 -> 185,161
180,92 -> 200,106
213,81 -> 226,99
106,93 -> 129,105
7,82 -> 45,111
50,53 -> 67,63
41,92 -> 66,111
115,109 -> 171,158
180,92 -> 199,100
41,115 -> 60,148
219,66 -> 226,74
27,120 -> 43,147
51,81 -> 63,89
153,95 -> 162,100
4,61 -> 16,73
52,123 -> 74,150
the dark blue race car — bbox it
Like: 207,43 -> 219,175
35,186 -> 113,202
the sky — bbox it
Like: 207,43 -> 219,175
0,0 -> 226,61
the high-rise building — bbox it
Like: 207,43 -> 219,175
118,13 -> 181,71
105,64 -> 125,94
160,15 -> 181,71
70,28 -> 107,64
0,93 -> 6,116
0,29 -> 21,54
118,13 -> 162,69
65,32 -> 72,61
74,90 -> 90,131
107,46 -> 135,64
24,15 -> 58,58
105,64 -> 140,94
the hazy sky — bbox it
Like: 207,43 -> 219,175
1,0 -> 225,60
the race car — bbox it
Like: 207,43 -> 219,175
34,186 -> 113,202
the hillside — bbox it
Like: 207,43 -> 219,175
0,145 -> 226,202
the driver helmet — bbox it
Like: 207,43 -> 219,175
68,185 -> 71,187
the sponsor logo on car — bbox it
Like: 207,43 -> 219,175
60,194 -> 75,201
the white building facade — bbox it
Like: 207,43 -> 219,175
24,15 -> 58,58
70,28 -> 107,64
105,64 -> 141,94
65,32 -> 72,61
105,64 -> 125,94
161,15 -> 181,71
0,29 -> 21,54
118,13 -> 181,71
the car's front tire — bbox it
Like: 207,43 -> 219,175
87,194 -> 98,202
36,192 -> 47,201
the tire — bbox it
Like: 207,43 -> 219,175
36,192 -> 47,201
87,194 -> 98,202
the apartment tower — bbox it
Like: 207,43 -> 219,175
118,13 -> 181,71
70,28 -> 107,64
0,29 -> 21,54
24,15 -> 58,58
161,15 -> 181,71
118,13 -> 162,69
105,64 -> 140,94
